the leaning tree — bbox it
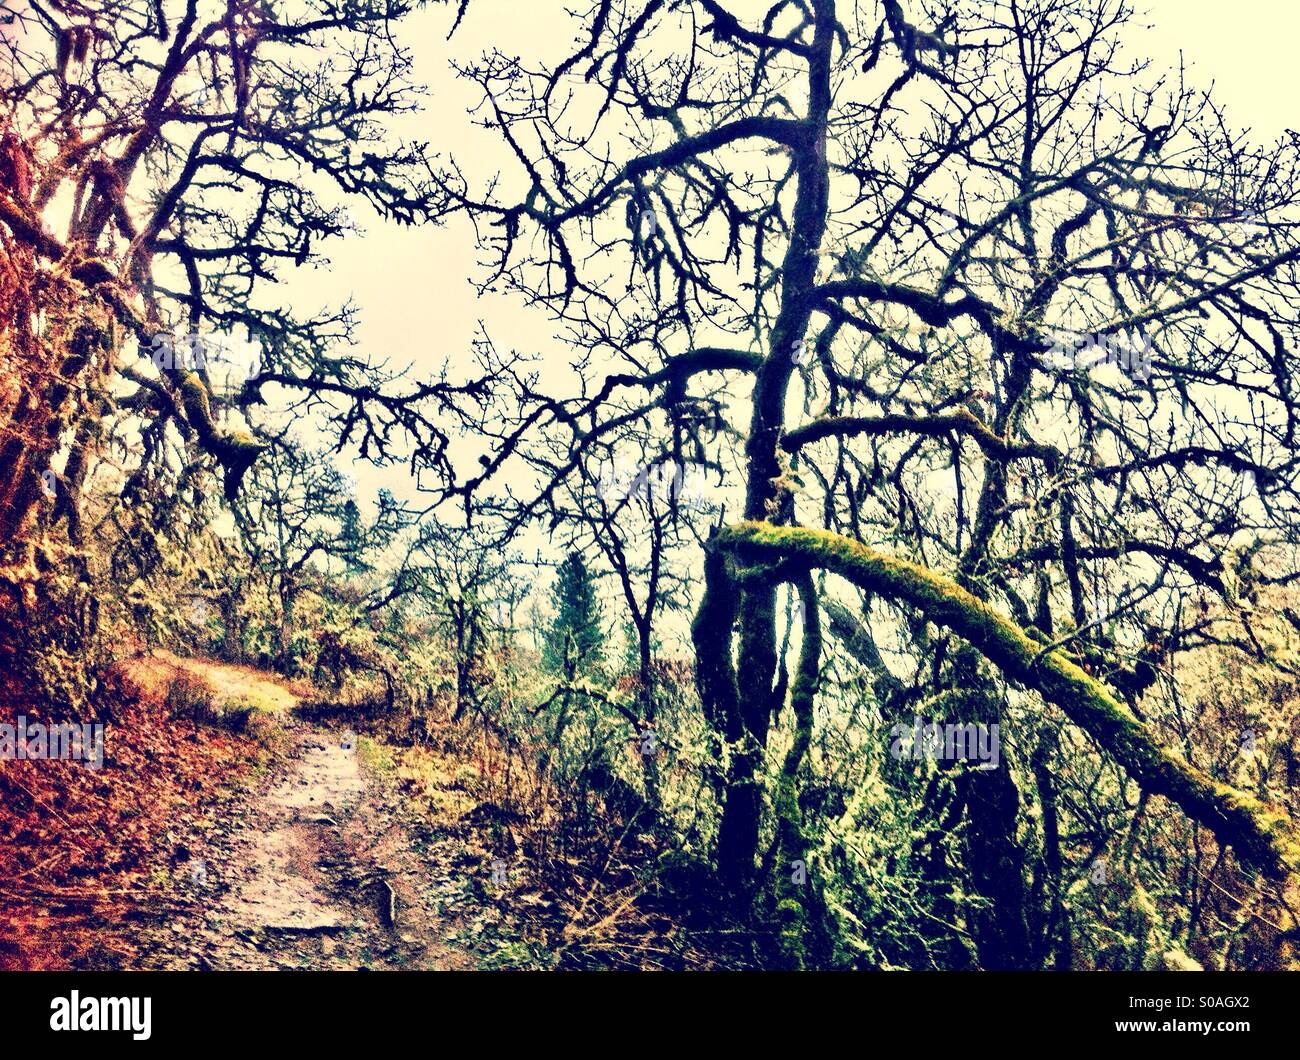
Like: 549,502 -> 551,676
0,0 -> 493,550
431,0 -> 1300,966
0,0 -> 508,717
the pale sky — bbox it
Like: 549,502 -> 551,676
1138,0 -> 1297,140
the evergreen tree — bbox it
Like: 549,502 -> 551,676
542,551 -> 605,676
621,620 -> 640,676
339,498 -> 366,573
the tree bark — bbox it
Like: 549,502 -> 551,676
705,0 -> 837,895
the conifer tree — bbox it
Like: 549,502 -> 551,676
542,552 -> 605,677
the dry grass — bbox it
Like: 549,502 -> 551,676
393,744 -> 483,824
122,650 -> 307,715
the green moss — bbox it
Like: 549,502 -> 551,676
358,734 -> 394,773
177,372 -> 214,433
713,521 -> 1298,880
176,372 -> 262,454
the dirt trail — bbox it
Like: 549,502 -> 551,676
224,732 -> 366,936
4,654 -> 538,971
135,720 -> 481,970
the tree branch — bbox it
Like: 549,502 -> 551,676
712,521 -> 1298,880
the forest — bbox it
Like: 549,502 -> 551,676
2,0 -> 1300,974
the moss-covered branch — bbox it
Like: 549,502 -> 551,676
713,521 -> 1298,880
174,370 -> 265,499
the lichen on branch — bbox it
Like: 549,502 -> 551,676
712,521 -> 1298,880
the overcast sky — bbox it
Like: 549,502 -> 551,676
1139,0 -> 1296,139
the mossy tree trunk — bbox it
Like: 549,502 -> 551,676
764,573 -> 825,968
701,0 -> 836,897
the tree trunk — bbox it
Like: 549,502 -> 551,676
0,315 -> 108,543
704,0 -> 836,896
765,574 -> 824,967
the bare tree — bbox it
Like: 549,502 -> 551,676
430,0 -> 1300,966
